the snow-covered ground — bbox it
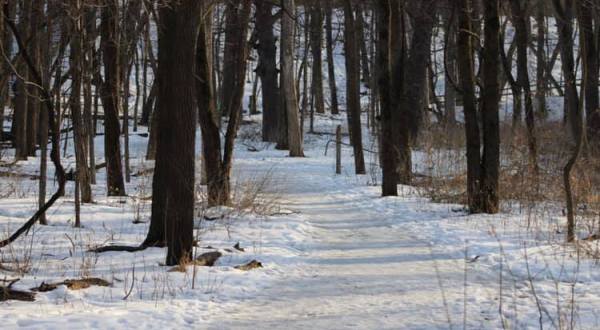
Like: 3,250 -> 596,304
0,113 -> 599,329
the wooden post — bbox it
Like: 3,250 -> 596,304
74,173 -> 81,228
336,125 -> 342,174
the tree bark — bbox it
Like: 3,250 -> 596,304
26,0 -> 41,157
100,0 -> 126,196
325,0 -> 339,115
377,0 -> 398,196
554,0 -> 582,242
535,2 -> 547,116
281,0 -> 305,157
310,4 -> 325,115
457,0 -> 482,212
145,0 -> 203,265
479,0 -> 501,213
443,1 -> 457,126
578,0 -> 600,150
510,0 -> 538,171
70,0 -> 93,203
255,2 -> 280,142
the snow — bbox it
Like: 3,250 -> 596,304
0,12 -> 598,330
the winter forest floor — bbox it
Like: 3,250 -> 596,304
1,115 -> 600,329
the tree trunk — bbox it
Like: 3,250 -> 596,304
356,5 -> 371,85
510,0 -> 538,171
70,0 -> 93,203
535,3 -> 547,116
554,0 -> 582,242
255,2 -> 280,142
325,0 -> 339,115
26,0 -> 41,157
377,0 -> 398,196
443,1 -> 458,126
403,0 -> 437,141
343,1 -> 366,174
145,0 -> 203,265
100,0 -> 126,196
578,0 -> 600,150
479,0 -> 501,214
220,2 -> 238,117
310,4 -> 325,115
457,0 -> 482,212
281,0 -> 305,157
196,3 -> 228,207
14,1 -> 30,161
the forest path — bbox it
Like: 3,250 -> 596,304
205,155 -> 490,329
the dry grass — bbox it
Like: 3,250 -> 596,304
416,120 -> 600,237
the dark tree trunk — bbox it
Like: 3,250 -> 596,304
140,81 -> 157,126
535,3 -> 547,116
343,0 -> 366,174
198,8 -> 228,207
443,1 -> 457,126
457,0 -> 482,212
578,0 -> 600,150
377,0 -> 398,197
145,0 -> 203,265
310,4 -> 325,115
70,1 -> 93,203
325,0 -> 339,115
14,1 -> 30,161
220,2 -> 237,117
281,0 -> 304,157
100,0 -> 126,196
196,0 -> 252,206
391,1 -> 412,183
554,0 -> 582,242
403,0 -> 437,141
479,0 -> 501,214
26,0 -> 41,157
84,8 -> 97,185
196,3 -> 229,207
510,0 -> 538,171
255,2 -> 280,142
356,5 -> 371,85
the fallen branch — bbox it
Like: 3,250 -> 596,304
88,245 -> 148,253
31,278 -> 111,292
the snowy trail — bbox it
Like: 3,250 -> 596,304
206,156 -> 489,329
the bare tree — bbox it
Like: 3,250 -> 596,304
255,1 -> 281,142
145,0 -> 203,265
100,0 -> 126,196
343,0 -> 365,174
281,0 -> 304,157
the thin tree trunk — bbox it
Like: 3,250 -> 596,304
479,0 -> 501,214
325,0 -> 339,115
356,5 -> 371,85
377,0 -> 398,196
281,0 -> 304,157
443,1 -> 457,126
457,0 -> 482,212
535,2 -> 547,116
343,0 -> 366,174
26,0 -> 41,157
70,0 -> 93,204
510,0 -> 538,171
100,0 -> 126,196
310,5 -> 325,115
